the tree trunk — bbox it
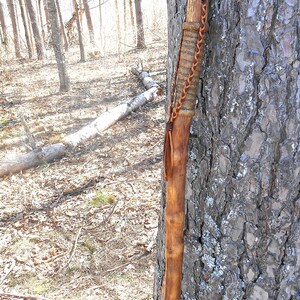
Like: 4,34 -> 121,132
25,0 -> 35,54
129,0 -> 135,33
37,0 -> 46,45
129,0 -> 135,46
114,0 -> 120,53
25,0 -> 44,59
0,24 -> 3,43
154,1 -> 300,299
55,0 -> 68,51
7,0 -> 21,58
47,0 -> 69,92
73,0 -> 85,62
18,0 -> 33,59
43,0 -> 50,34
0,1 -> 8,48
79,0 -> 83,23
123,0 -> 127,35
82,0 -> 94,45
98,0 -> 104,55
134,0 -> 145,49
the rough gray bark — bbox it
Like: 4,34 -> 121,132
154,0 -> 300,299
19,0 -> 33,59
25,0 -> 44,59
7,0 -> 21,58
47,0 -> 69,92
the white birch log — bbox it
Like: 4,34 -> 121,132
0,68 -> 162,177
131,67 -> 163,93
63,86 -> 159,147
0,143 -> 66,178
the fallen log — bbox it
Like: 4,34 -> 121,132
64,86 -> 159,147
131,66 -> 163,92
0,143 -> 66,178
0,68 -> 162,178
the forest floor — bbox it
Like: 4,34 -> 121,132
0,41 -> 167,300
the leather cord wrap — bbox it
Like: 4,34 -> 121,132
163,10 -> 208,181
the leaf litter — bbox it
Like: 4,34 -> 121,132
0,40 -> 167,299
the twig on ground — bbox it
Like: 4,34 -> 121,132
0,292 -> 47,299
18,111 -> 37,150
87,198 -> 119,229
33,253 -> 64,266
146,227 -> 158,253
104,261 -> 131,274
102,198 -> 119,224
104,251 -> 150,275
0,259 -> 16,286
62,227 -> 82,270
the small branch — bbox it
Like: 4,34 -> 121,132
89,0 -> 110,10
87,198 -> 119,229
33,253 -> 64,265
0,292 -> 47,299
147,227 -> 158,253
104,261 -> 131,274
18,111 -> 37,150
0,259 -> 15,286
62,227 -> 82,270
104,252 -> 150,275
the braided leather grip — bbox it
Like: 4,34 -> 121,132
175,22 -> 202,117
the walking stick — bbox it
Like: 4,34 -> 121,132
163,0 -> 209,299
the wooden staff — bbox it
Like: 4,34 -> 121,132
163,0 -> 209,299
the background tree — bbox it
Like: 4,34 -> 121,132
18,0 -> 33,58
154,0 -> 299,299
24,0 -> 34,53
7,0 -> 21,58
46,0 -> 69,92
114,0 -> 120,53
37,0 -> 46,44
55,0 -> 68,51
73,0 -> 85,62
25,0 -> 44,59
134,0 -> 145,49
129,0 -> 135,31
43,0 -> 50,35
123,0 -> 126,34
0,1 -> 8,48
82,0 -> 94,45
98,0 -> 104,55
